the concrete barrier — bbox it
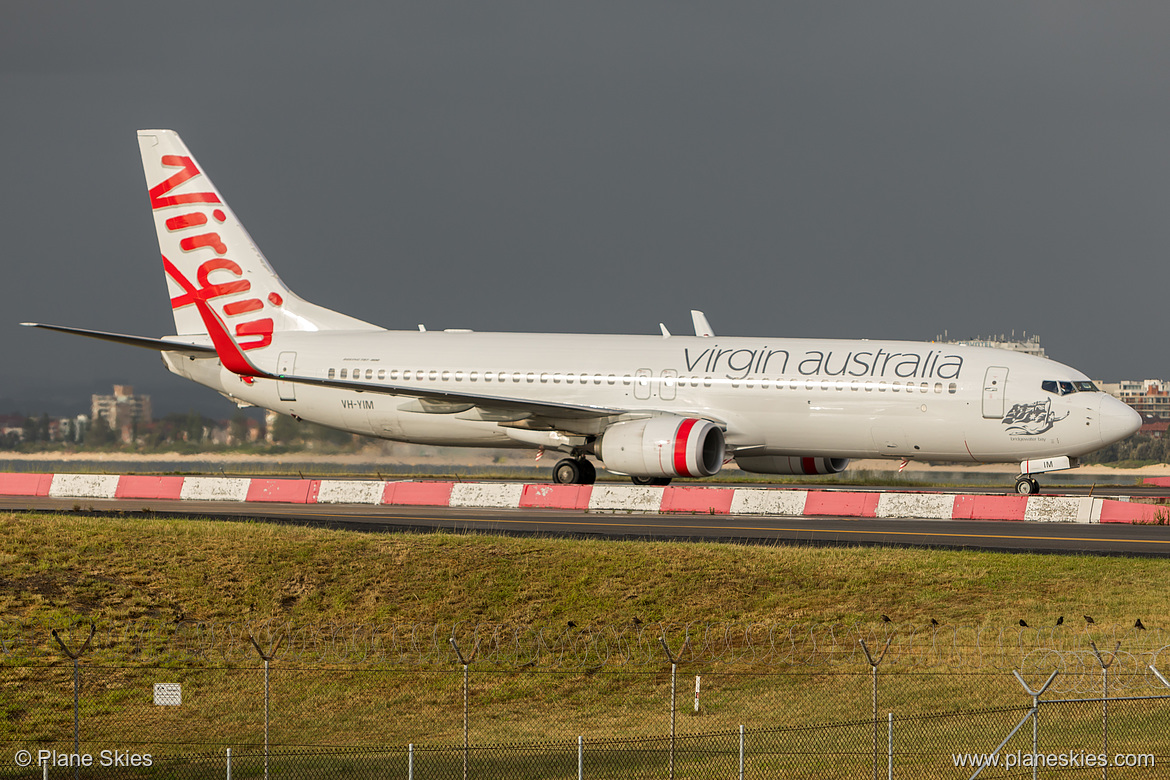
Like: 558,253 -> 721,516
0,473 -> 54,496
315,480 -> 385,504
730,489 -> 808,516
588,485 -> 664,512
179,477 -> 251,502
49,474 -> 120,499
115,475 -> 186,500
450,482 -> 525,508
876,493 -> 957,520
3,472 -> 1164,525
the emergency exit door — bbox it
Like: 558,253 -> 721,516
277,351 -> 297,402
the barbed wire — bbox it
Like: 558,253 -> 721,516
3,618 -> 1168,674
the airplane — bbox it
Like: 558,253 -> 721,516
24,130 -> 1141,495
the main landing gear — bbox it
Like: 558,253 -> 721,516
631,476 -> 672,486
1015,476 -> 1041,495
553,458 -> 597,485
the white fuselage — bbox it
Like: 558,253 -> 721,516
162,330 -> 1135,464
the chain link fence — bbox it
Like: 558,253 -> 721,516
3,620 -> 1169,778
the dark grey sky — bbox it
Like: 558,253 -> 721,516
4,2 -> 1169,417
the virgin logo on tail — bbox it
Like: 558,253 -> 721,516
152,154 -> 280,350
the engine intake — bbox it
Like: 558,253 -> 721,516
597,417 -> 725,478
735,455 -> 850,475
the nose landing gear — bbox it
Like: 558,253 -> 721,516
1015,476 -> 1041,495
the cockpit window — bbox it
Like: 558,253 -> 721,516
1043,379 -> 1100,395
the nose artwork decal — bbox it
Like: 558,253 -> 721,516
1002,399 -> 1069,436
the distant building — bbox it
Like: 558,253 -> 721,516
935,332 -> 1047,359
91,385 -> 152,443
1098,380 -> 1170,420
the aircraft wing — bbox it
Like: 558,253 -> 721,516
21,323 -> 217,357
269,371 -> 625,421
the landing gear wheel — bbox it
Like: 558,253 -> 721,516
1015,477 -> 1041,495
553,459 -> 581,485
632,476 -> 672,486
577,459 -> 597,485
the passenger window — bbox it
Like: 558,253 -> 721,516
454,371 -> 463,382
540,373 -> 549,383
328,368 -> 336,379
428,370 -> 438,381
891,381 -> 900,392
622,375 -> 632,386
527,373 -> 535,383
365,369 -> 373,380
703,376 -> 712,388
482,372 -> 491,382
608,375 -> 617,385
510,372 -> 519,382
340,368 -> 347,379
934,382 -> 942,393
948,383 -> 958,394
469,371 -> 477,382
378,369 -> 386,380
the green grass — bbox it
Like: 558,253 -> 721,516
3,511 -> 1170,778
2,510 -> 1168,630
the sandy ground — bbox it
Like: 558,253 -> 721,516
0,447 -> 1165,477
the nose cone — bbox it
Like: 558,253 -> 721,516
1099,395 -> 1141,445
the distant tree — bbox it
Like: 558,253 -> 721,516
269,413 -> 301,444
229,414 -> 250,445
85,415 -> 115,447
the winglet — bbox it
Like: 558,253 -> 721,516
691,310 -> 714,337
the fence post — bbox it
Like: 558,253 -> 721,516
248,632 -> 282,780
1089,641 -> 1120,780
739,724 -> 744,780
859,638 -> 892,780
226,748 -> 231,780
887,713 -> 892,780
409,743 -> 413,780
51,623 -> 95,780
659,633 -> 690,780
968,670 -> 1058,780
578,735 -> 583,780
1010,669 -> 1059,780
449,636 -> 479,780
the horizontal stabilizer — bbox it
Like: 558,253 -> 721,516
21,323 -> 217,356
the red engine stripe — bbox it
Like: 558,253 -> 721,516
673,418 -> 699,477
801,457 -> 817,475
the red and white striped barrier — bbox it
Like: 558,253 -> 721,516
0,473 -> 1164,524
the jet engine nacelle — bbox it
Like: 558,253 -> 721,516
597,417 -> 725,478
735,455 -> 850,475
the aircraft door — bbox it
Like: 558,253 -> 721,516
982,366 -> 1008,419
277,351 -> 297,402
660,369 -> 678,401
634,368 -> 652,400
